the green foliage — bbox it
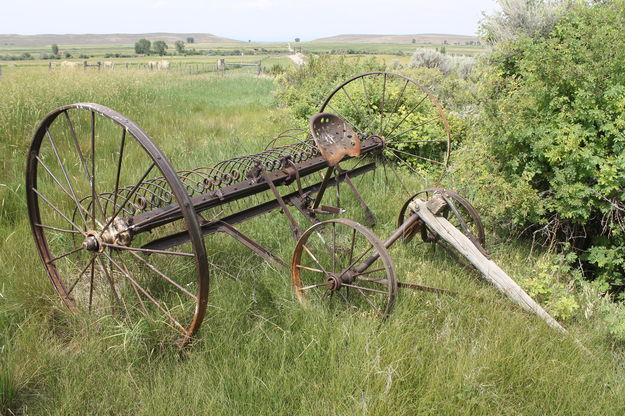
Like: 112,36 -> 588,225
152,40 -> 168,56
134,38 -> 151,55
50,44 -> 58,55
460,1 -> 625,292
275,55 -> 384,121
174,40 -> 185,54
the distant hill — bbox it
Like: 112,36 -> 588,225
0,33 -> 241,46
312,34 -> 480,45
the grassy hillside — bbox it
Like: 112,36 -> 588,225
0,33 -> 240,46
1,68 -> 624,415
313,33 -> 480,45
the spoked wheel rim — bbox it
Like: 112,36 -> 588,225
26,103 -> 209,347
397,188 -> 487,255
319,71 -> 451,188
291,218 -> 397,317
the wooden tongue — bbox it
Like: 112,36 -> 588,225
309,113 -> 360,166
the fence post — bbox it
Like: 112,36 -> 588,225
83,60 -> 87,70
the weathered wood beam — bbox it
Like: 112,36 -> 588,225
411,198 -> 567,334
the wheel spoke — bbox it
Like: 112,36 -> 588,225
103,252 -> 188,334
67,255 -> 97,296
300,282 -> 331,291
88,260 -> 95,312
126,251 -> 197,301
380,79 -> 409,136
386,151 -> 428,183
96,255 -> 123,309
382,155 -> 411,196
385,94 -> 428,139
389,147 -> 445,166
302,244 -> 329,275
295,264 -> 325,273
100,162 -> 155,236
387,116 -> 441,142
337,243 -> 374,280
389,139 -> 448,145
45,128 -> 90,228
103,242 -> 194,257
327,103 -> 364,136
360,76 -> 376,134
352,286 -> 383,315
46,246 -> 84,264
355,267 -> 386,277
342,283 -> 389,295
117,252 -> 150,316
65,110 -> 91,184
36,155 -> 98,229
31,188 -> 86,234
111,129 -> 126,216
35,223 -> 82,234
340,86 -> 368,132
379,73 -> 387,135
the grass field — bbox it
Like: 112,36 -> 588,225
1,67 -> 624,415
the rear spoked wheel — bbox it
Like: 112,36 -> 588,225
26,103 -> 209,347
319,71 -> 451,190
291,219 -> 397,317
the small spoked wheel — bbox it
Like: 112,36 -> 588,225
26,103 -> 209,347
397,188 -> 487,256
291,219 -> 397,317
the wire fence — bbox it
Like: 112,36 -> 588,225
47,59 -> 263,76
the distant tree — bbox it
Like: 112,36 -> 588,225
174,40 -> 185,54
64,51 -> 72,58
152,40 -> 168,56
51,44 -> 59,55
186,37 -> 194,43
443,40 -> 448,45
294,37 -> 300,42
411,38 -> 416,44
135,38 -> 151,54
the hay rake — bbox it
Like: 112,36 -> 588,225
26,71 -> 562,347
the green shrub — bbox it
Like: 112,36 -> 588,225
458,0 -> 625,295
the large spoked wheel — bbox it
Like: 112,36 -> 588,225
319,72 -> 451,186
291,219 -> 397,317
397,188 -> 487,256
26,103 -> 209,347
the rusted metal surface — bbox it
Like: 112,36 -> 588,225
28,72 -> 493,347
310,112 -> 360,166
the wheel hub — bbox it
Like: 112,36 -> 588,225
326,274 -> 342,290
82,232 -> 103,252
100,218 -> 132,246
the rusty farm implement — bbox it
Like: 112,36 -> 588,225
26,72 -> 563,346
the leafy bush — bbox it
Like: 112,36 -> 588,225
410,48 -> 447,70
410,49 -> 476,79
457,0 -> 625,295
479,0 -> 571,45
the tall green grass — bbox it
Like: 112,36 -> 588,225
1,67 -> 624,415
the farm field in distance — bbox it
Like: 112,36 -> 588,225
0,35 -> 486,74
1,46 -> 624,414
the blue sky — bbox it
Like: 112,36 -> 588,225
0,0 -> 500,41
